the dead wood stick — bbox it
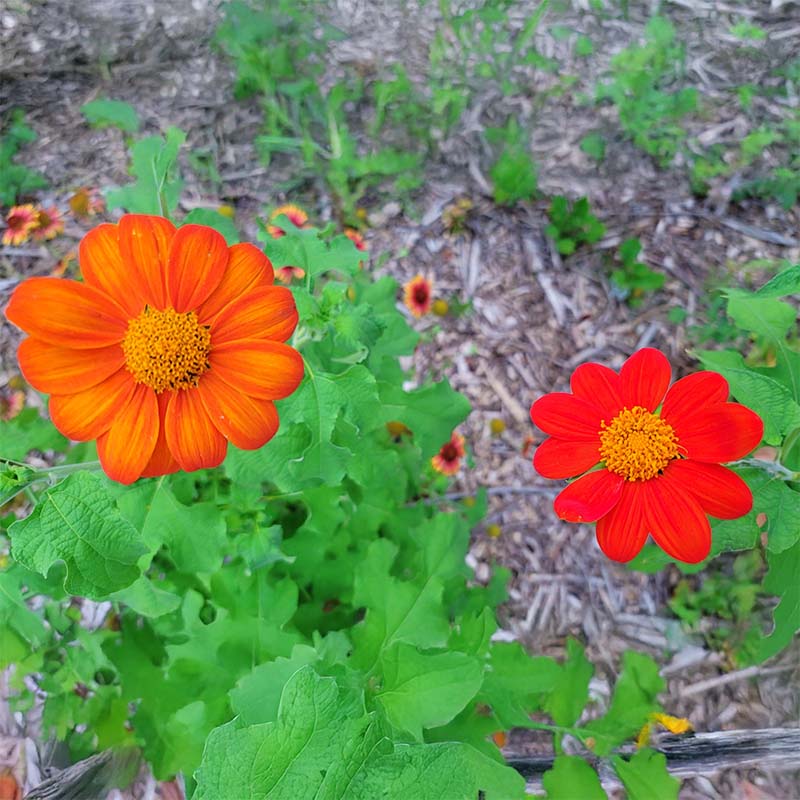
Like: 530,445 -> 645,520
507,728 -> 800,793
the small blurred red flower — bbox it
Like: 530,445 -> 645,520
530,348 -> 763,564
274,266 -> 306,284
267,204 -> 309,238
403,274 -> 433,317
432,431 -> 466,476
344,228 -> 367,251
68,187 -> 105,218
32,206 -> 65,241
2,205 -> 39,246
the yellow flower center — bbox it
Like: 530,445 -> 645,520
599,405 -> 679,481
122,307 -> 211,393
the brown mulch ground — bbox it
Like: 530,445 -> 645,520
1,1 -> 799,798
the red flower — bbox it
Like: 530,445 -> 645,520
530,348 -> 763,564
266,204 -> 309,238
274,266 -> 306,284
344,228 -> 367,251
403,274 -> 433,317
32,206 -> 65,241
432,432 -> 466,476
2,205 -> 38,246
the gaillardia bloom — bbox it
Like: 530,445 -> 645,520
432,432 -> 466,476
267,204 -> 309,238
5,214 -> 304,484
275,266 -> 306,284
3,205 -> 39,246
344,228 -> 367,251
32,206 -> 65,241
403,274 -> 433,317
530,348 -> 763,564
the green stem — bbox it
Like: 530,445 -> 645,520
32,460 -> 103,479
731,458 -> 798,481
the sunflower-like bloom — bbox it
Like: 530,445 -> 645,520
5,214 -> 304,484
2,205 -> 39,246
32,206 -> 65,241
403,274 -> 433,317
266,204 -> 309,238
530,348 -> 763,564
432,432 -> 466,476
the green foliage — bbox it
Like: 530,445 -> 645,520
597,16 -> 698,165
580,132 -> 606,161
612,749 -> 680,800
81,99 -> 141,133
610,238 -> 664,305
487,118 -> 538,206
543,756 -> 605,799
0,109 -> 47,206
545,195 -> 605,255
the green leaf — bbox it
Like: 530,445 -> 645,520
580,132 -> 606,161
755,264 -> 800,298
726,293 -> 796,342
182,209 -> 240,244
543,755 -> 606,799
612,749 -> 679,800
261,226 -> 362,279
0,408 -> 69,461
0,565 -> 48,652
110,576 -> 181,617
696,350 -> 800,444
9,472 -> 147,598
757,539 -> 800,661
376,643 -> 483,739
545,637 -> 593,726
81,99 -> 140,133
105,127 -> 186,214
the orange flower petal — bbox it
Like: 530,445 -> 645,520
197,243 -> 274,322
166,224 -> 228,312
5,277 -> 128,348
530,393 -> 605,441
17,338 -> 124,394
80,223 -> 146,317
570,363 -> 623,421
198,371 -> 280,450
210,285 -> 298,345
620,348 -> 671,411
553,468 -> 624,523
666,459 -> 752,519
209,340 -> 304,400
96,384 -> 159,484
642,471 -> 711,564
141,392 -> 180,478
164,388 -> 227,472
533,437 -> 600,479
118,215 -> 175,310
595,480 -> 649,562
672,403 -> 764,462
661,371 -> 729,422
49,369 -> 135,440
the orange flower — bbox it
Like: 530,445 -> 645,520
344,228 -> 367,251
403,274 -> 433,317
432,431 -> 465,476
68,187 -> 105,218
52,249 -> 77,278
0,388 -> 25,421
274,266 -> 306,284
2,205 -> 39,246
5,214 -> 304,484
530,348 -> 764,563
267,204 -> 309,238
32,206 -> 65,241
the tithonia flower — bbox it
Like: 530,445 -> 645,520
267,204 -> 309,238
432,431 -> 466,476
2,205 -> 39,246
5,214 -> 304,484
32,206 -> 65,241
344,228 -> 367,251
403,274 -> 433,317
530,349 -> 763,563
275,266 -> 306,284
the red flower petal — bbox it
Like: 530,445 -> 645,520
530,393 -> 604,441
553,469 -> 624,523
666,460 -> 752,519
661,371 -> 729,422
166,224 -> 228,313
17,338 -> 124,394
118,215 -> 175,310
641,472 -> 711,563
620,348 -> 671,411
198,371 -> 280,450
570,362 -> 623,421
672,403 -> 764,462
164,389 -> 227,472
209,340 -> 304,400
79,223 -> 145,317
5,277 -> 128,348
197,243 -> 274,323
49,369 -> 135,440
141,392 -> 180,478
210,285 -> 298,345
595,481 -> 649,562
96,384 -> 159,484
533,437 -> 600,479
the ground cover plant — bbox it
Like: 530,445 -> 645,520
1,1 -> 799,798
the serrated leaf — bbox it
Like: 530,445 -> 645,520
543,755 -> 606,799
376,643 -> 483,739
612,749 -> 679,799
9,472 -> 147,598
697,350 -> 800,444
261,226 -> 362,279
726,293 -> 796,342
755,264 -> 800,298
181,209 -> 240,244
81,99 -> 140,132
757,539 -> 800,661
545,637 -> 593,726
